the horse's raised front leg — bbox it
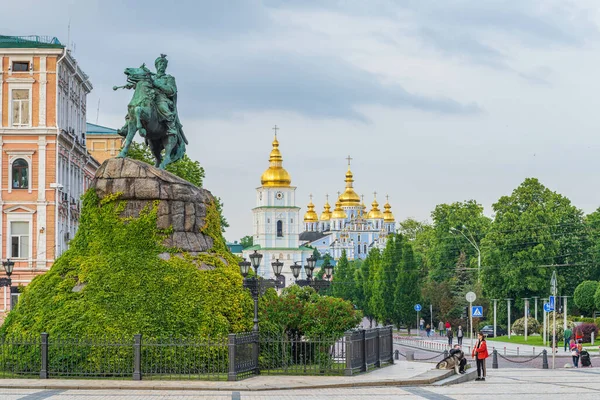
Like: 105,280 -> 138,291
134,106 -> 146,138
117,121 -> 136,158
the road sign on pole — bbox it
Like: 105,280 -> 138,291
466,292 -> 476,346
548,296 -> 555,310
466,292 -> 476,303
414,304 -> 422,312
472,306 -> 483,317
543,303 -> 552,313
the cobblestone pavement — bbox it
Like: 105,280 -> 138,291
4,369 -> 600,400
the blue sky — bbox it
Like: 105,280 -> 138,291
4,0 -> 600,241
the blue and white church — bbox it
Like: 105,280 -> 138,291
300,157 -> 396,260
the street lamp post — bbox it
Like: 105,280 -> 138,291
239,250 -> 283,332
450,226 -> 481,283
292,255 -> 333,292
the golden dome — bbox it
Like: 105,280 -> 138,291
367,196 -> 384,220
331,199 -> 347,219
320,196 -> 332,221
383,197 -> 395,222
339,158 -> 361,206
260,135 -> 291,187
303,196 -> 319,222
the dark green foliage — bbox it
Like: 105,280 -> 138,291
482,178 -> 589,302
240,235 -> 254,249
0,190 -> 252,339
331,250 -> 356,302
393,238 -> 421,332
574,281 -> 598,316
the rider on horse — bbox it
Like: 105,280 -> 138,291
152,54 -> 184,142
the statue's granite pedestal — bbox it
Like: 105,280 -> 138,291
93,158 -> 214,253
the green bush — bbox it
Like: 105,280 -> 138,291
511,317 -> 541,335
0,190 -> 252,339
574,281 -> 598,316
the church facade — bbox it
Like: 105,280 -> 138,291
300,159 -> 396,260
242,135 -> 312,287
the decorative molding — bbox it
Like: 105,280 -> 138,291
4,205 -> 36,214
6,77 -> 35,84
39,56 -> 47,127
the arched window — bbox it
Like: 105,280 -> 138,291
12,158 -> 29,189
277,220 -> 283,237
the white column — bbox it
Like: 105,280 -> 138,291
39,56 -> 47,127
0,56 -> 3,125
36,137 -> 47,269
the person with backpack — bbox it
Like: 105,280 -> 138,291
472,332 -> 489,381
457,325 -> 464,346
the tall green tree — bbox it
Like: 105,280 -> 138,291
240,235 -> 254,249
481,178 -> 589,302
332,250 -> 356,302
359,249 -> 380,327
574,281 -> 598,316
393,239 -> 421,332
371,235 -> 401,324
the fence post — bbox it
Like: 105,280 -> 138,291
344,332 -> 354,376
376,327 -> 381,368
389,327 -> 394,365
133,334 -> 142,381
228,333 -> 237,381
542,349 -> 548,369
253,332 -> 260,375
492,349 -> 498,369
40,332 -> 48,379
362,330 -> 368,372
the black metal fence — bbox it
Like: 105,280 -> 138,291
0,327 -> 393,381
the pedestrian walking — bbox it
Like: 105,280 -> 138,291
425,324 -> 431,337
420,318 -> 425,331
438,321 -> 444,336
563,326 -> 572,352
457,325 -> 464,346
445,321 -> 451,333
447,327 -> 454,346
472,332 -> 489,381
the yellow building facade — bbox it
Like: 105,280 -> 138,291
85,123 -> 122,164
0,35 -> 99,318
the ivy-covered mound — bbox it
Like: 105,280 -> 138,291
0,189 -> 252,338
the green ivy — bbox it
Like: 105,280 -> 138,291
0,190 -> 252,339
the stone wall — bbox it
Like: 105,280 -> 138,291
93,158 -> 214,253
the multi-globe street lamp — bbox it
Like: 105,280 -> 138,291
0,259 -> 14,288
238,250 -> 283,332
291,254 -> 333,292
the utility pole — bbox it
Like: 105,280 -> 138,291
551,271 -> 557,369
505,299 -> 512,339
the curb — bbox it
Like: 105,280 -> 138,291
432,368 -> 477,386
0,370 -> 455,392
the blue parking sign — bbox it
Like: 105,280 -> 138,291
472,306 -> 483,317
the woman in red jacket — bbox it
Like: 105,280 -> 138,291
472,332 -> 489,381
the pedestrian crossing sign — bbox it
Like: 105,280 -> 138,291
472,306 -> 483,317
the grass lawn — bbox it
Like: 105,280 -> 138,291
487,335 -> 557,347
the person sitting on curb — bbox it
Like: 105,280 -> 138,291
449,344 -> 467,374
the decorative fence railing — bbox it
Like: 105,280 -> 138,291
0,327 -> 393,381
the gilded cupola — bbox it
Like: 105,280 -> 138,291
260,135 -> 292,187
338,156 -> 361,207
331,198 -> 348,219
320,195 -> 332,221
383,195 -> 395,222
303,195 -> 319,222
367,194 -> 385,220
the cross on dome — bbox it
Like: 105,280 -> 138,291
346,155 -> 353,166
373,191 -> 377,199
272,125 -> 279,137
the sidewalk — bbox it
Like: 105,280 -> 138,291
0,361 -> 453,391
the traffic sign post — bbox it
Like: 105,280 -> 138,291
472,306 -> 483,317
414,304 -> 421,334
551,271 -> 557,369
466,292 -> 476,348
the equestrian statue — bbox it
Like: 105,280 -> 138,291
113,54 -> 188,169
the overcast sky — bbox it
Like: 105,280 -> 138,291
5,0 -> 600,241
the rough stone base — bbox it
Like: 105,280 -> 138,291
93,158 -> 215,253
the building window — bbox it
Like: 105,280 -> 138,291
11,89 -> 30,127
12,61 -> 29,72
10,221 -> 29,258
12,158 -> 29,189
291,219 -> 293,223
364,244 -> 367,253
277,220 -> 283,237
